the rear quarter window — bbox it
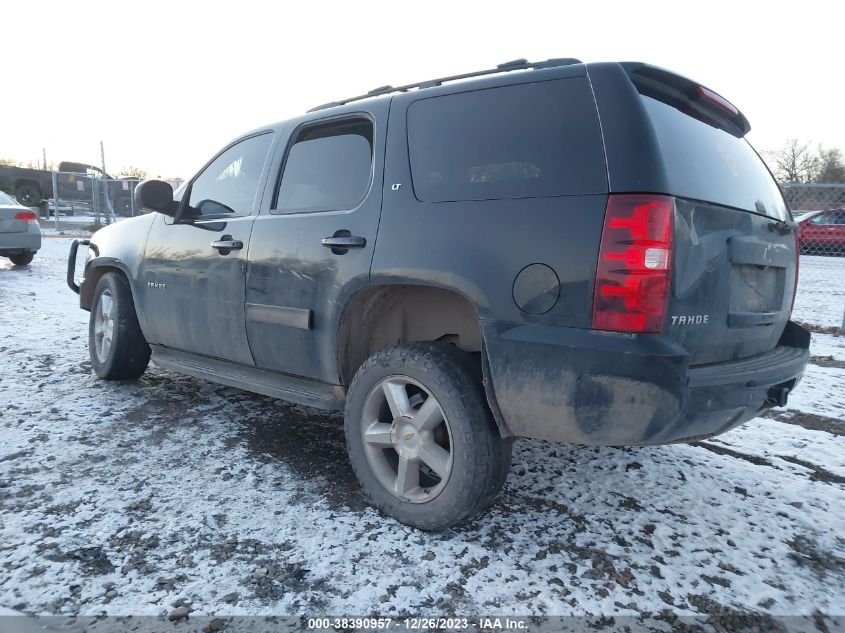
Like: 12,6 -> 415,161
407,77 -> 607,203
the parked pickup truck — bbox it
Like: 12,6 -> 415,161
0,161 -> 135,213
0,164 -> 54,207
67,58 -> 810,530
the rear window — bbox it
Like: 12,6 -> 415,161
641,96 -> 788,220
0,191 -> 17,205
407,78 -> 606,203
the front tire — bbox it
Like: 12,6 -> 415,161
89,272 -> 150,380
9,252 -> 34,266
344,343 -> 511,530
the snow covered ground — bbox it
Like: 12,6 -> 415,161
0,237 -> 843,622
793,255 -> 845,329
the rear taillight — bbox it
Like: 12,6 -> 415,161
15,211 -> 38,225
592,194 -> 674,333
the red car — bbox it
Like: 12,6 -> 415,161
798,208 -> 845,255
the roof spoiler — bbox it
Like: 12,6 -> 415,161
621,62 -> 751,138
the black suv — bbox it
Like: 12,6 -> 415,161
68,59 -> 810,530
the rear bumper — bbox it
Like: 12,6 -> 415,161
482,319 -> 810,446
0,228 -> 40,254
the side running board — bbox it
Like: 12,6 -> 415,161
150,345 -> 346,412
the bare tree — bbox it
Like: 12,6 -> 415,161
120,165 -> 148,179
814,146 -> 845,183
765,139 -> 819,183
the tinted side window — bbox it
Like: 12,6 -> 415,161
406,77 -> 606,203
274,119 -> 373,214
189,133 -> 274,216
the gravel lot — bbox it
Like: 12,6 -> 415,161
1,235 -> 843,622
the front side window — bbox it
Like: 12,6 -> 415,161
811,213 -> 831,225
274,118 -> 373,214
406,77 -> 606,203
188,132 -> 274,216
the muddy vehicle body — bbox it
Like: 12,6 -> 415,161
68,58 -> 810,529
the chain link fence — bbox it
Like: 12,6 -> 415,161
782,182 -> 845,334
104,177 -> 141,217
782,182 -> 845,213
42,171 -> 142,229
782,183 -> 845,258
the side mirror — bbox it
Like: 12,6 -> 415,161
135,180 -> 176,216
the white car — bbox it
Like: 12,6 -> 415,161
0,191 -> 40,265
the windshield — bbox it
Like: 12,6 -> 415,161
0,191 -> 18,205
641,96 -> 788,220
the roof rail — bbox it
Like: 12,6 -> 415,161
307,57 -> 583,112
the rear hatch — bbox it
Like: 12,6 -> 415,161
625,65 -> 797,365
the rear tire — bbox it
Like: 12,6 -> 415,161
344,342 -> 511,530
115,197 -> 132,216
9,252 -> 34,266
88,272 -> 150,380
14,182 -> 41,207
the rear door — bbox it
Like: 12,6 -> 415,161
244,105 -> 387,383
593,63 -> 798,365
139,131 -> 275,365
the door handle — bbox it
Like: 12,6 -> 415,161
321,236 -> 366,248
211,235 -> 243,255
321,231 -> 366,254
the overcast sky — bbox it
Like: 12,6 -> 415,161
3,0 -> 842,178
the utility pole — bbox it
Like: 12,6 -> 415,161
42,147 -> 47,171
52,171 -> 59,230
100,141 -> 113,225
